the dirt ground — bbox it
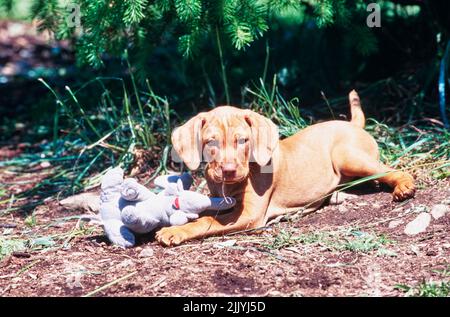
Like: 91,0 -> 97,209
0,147 -> 449,297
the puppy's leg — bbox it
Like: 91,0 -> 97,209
334,147 -> 415,201
155,191 -> 269,246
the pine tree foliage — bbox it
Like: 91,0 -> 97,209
124,0 -> 149,24
7,0 -> 384,68
31,0 -> 62,32
0,0 -> 14,13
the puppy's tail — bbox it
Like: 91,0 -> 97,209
349,89 -> 365,129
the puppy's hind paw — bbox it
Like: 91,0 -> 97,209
393,181 -> 415,202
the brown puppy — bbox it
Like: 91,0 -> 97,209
156,90 -> 415,246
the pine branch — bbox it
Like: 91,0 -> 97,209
123,0 -> 148,24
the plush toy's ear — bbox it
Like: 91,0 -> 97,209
243,110 -> 279,166
176,179 -> 184,193
154,173 -> 193,190
171,112 -> 209,170
164,180 -> 184,196
164,183 -> 178,196
121,178 -> 155,201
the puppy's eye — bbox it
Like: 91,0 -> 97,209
206,139 -> 218,147
237,137 -> 248,145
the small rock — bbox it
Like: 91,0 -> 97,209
338,205 -> 348,213
274,268 -> 283,276
116,259 -> 135,269
409,205 -> 429,214
404,213 -> 431,235
431,204 -> 449,220
372,203 -> 381,209
441,199 -> 450,205
40,161 -> 51,168
329,192 -> 357,205
286,276 -> 297,284
214,239 -> 236,249
28,273 -> 37,280
388,219 -> 404,229
138,248 -> 154,258
243,250 -> 255,259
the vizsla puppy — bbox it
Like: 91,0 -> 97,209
156,90 -> 415,246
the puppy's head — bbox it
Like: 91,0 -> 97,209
171,106 -> 279,184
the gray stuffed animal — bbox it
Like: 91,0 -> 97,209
99,167 -> 236,248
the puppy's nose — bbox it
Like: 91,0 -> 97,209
221,163 -> 237,180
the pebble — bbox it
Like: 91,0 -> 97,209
409,205 -> 429,214
274,268 -> 284,276
388,219 -> 403,229
213,239 -> 236,249
138,248 -> 154,258
430,204 -> 449,220
404,212 -> 431,235
116,259 -> 135,269
243,250 -> 255,259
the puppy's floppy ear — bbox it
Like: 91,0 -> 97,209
243,110 -> 279,166
171,113 -> 208,170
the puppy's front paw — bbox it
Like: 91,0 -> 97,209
155,227 -> 188,246
393,181 -> 415,201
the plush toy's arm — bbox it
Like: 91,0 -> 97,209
165,189 -> 236,227
206,197 -> 236,211
121,178 -> 156,201
99,167 -> 137,248
102,219 -> 136,248
100,167 -> 124,203
177,191 -> 236,214
169,210 -> 199,226
121,202 -> 164,234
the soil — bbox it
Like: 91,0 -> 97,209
0,143 -> 449,297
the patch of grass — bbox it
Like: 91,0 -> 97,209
262,227 -> 336,250
264,229 -> 297,250
24,213 -> 37,228
262,227 -> 394,255
0,237 -> 27,260
1,74 -> 175,213
341,231 -> 392,253
395,281 -> 450,297
365,119 -> 450,173
0,220 -> 97,259
246,76 -> 309,137
433,266 -> 450,277
0,186 -> 7,199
